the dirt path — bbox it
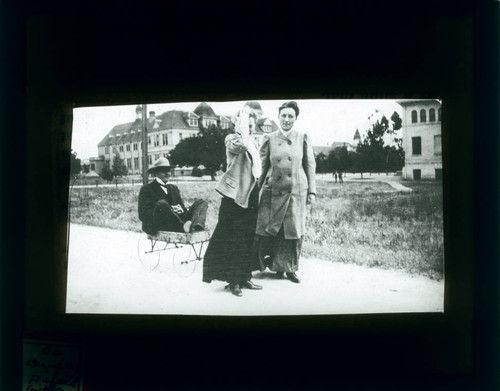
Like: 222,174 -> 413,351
66,224 -> 443,316
318,173 -> 413,192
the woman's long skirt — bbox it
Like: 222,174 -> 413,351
202,187 -> 259,284
253,228 -> 303,273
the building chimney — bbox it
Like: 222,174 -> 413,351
136,105 -> 143,120
149,111 -> 156,121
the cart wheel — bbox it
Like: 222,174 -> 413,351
172,245 -> 197,277
137,236 -> 161,271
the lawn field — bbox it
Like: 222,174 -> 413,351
69,180 -> 444,279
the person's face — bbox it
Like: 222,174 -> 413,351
155,168 -> 171,183
249,117 -> 256,134
279,107 -> 296,131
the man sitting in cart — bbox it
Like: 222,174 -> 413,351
138,158 -> 208,235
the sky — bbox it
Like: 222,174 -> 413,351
71,99 -> 404,160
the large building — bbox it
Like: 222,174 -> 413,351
397,99 -> 442,180
95,102 -> 278,175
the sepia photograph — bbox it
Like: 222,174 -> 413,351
66,98 -> 445,316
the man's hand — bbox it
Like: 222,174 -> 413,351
171,204 -> 184,214
307,194 -> 316,205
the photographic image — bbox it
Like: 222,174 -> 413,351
66,99 -> 444,316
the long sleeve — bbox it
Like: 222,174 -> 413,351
225,109 -> 250,155
303,132 -> 316,195
225,132 -> 248,155
258,133 -> 270,188
138,185 -> 155,223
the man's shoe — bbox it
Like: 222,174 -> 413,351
183,220 -> 192,233
275,271 -> 285,279
286,272 -> 300,283
241,280 -> 263,290
230,283 -> 243,297
191,224 -> 204,232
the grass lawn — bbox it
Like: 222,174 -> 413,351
69,180 -> 444,279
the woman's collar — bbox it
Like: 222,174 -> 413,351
279,128 -> 294,138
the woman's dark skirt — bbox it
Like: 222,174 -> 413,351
253,227 -> 303,273
202,186 -> 260,284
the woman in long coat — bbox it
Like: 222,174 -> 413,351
254,101 -> 316,283
202,106 -> 263,297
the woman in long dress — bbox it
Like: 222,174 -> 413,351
254,101 -> 316,283
202,106 -> 263,297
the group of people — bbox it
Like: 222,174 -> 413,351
138,101 -> 316,297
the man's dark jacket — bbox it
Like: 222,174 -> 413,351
138,181 -> 187,235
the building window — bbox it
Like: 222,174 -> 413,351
429,108 -> 436,122
119,145 -> 124,152
434,135 -> 442,155
155,154 -> 160,161
134,157 -> 139,169
413,169 -> 421,180
133,143 -> 138,151
420,109 -> 427,123
154,135 -> 160,147
438,107 -> 442,121
105,146 -> 109,154
162,134 -> 168,145
90,163 -> 95,171
163,153 -> 168,158
148,155 -> 152,165
189,118 -> 198,127
179,133 -> 183,141
126,144 -> 131,151
127,159 -> 131,169
412,136 -> 422,155
411,110 -> 418,123
148,136 -> 152,145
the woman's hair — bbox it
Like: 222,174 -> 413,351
278,101 -> 300,118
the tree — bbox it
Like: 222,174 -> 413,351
169,137 -> 202,168
101,164 -> 114,181
169,123 -> 230,181
112,153 -> 128,177
333,146 -> 349,173
315,152 -> 328,173
70,150 -> 81,177
390,111 -> 402,131
355,113 -> 405,176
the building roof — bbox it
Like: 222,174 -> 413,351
245,101 -> 264,116
98,102 -> 267,148
353,129 -> 361,140
194,102 -> 216,118
255,118 -> 279,133
396,99 -> 441,107
157,110 -> 196,130
313,146 -> 333,156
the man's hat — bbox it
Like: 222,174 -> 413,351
147,157 -> 172,173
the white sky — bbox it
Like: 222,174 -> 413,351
72,99 -> 403,160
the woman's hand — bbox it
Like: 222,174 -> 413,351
307,194 -> 316,205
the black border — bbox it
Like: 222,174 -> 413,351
2,1 -> 498,390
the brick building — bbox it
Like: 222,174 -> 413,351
95,102 -> 278,175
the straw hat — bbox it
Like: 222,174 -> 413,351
147,157 -> 172,173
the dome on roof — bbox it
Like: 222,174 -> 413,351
194,102 -> 216,118
245,101 -> 263,117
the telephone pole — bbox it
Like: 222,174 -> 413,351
141,105 -> 149,185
